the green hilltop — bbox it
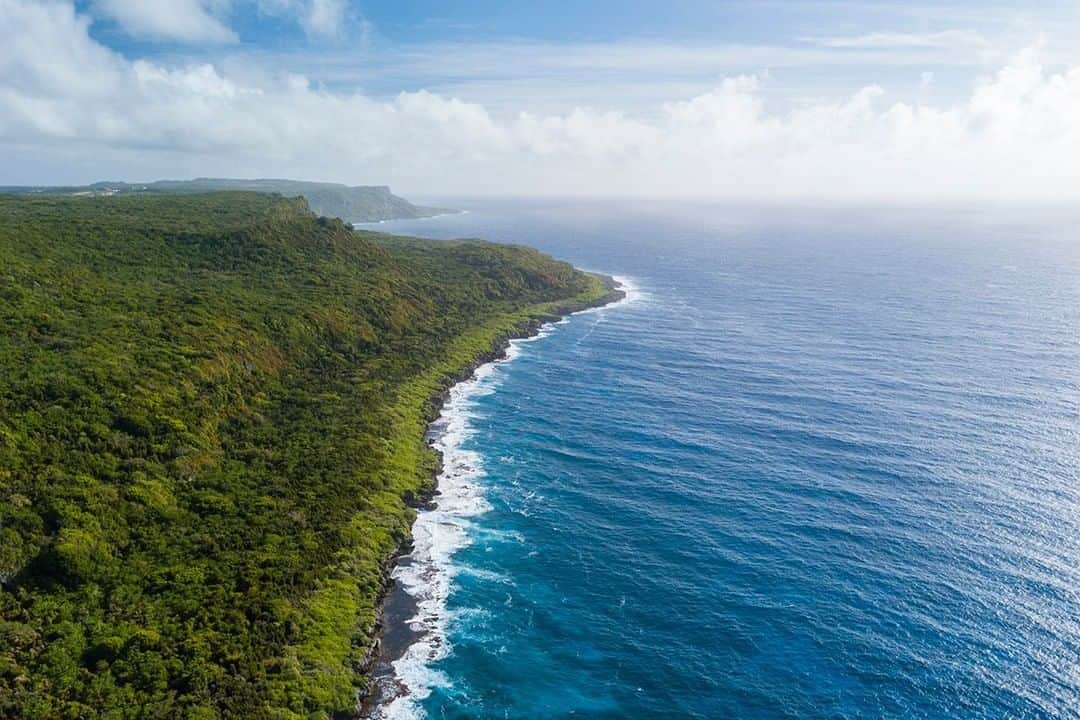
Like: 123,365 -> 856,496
0,192 -> 612,718
0,178 -> 455,224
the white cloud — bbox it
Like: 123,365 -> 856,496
92,0 -> 237,44
301,0 -> 346,38
262,37 -> 1000,120
807,30 -> 989,50
339,38 -> 992,81
3,0 -> 1080,198
87,0 -> 354,44
251,0 -> 352,40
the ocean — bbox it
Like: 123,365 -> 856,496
363,199 -> 1080,720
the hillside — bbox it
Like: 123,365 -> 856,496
0,193 -> 611,719
0,179 -> 454,224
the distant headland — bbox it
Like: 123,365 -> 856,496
0,177 -> 456,224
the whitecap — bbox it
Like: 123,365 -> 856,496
609,274 -> 646,306
572,273 -> 647,316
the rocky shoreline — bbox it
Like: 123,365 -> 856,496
352,276 -> 626,718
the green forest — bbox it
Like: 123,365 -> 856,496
0,193 -> 611,719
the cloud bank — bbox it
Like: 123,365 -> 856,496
3,0 -> 1080,198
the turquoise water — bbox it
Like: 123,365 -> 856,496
369,200 -> 1080,719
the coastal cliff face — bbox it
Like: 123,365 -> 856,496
0,192 -> 610,719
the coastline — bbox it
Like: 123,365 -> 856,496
352,209 -> 467,227
354,275 -> 627,719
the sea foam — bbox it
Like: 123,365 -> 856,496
369,275 -> 630,720
369,327 -> 559,720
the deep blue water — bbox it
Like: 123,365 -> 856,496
371,200 -> 1080,719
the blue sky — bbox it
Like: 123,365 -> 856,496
77,1 -> 1077,46
3,1 -> 1080,196
73,0 -> 1077,107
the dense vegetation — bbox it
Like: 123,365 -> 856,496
0,193 -> 609,718
0,179 -> 452,223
